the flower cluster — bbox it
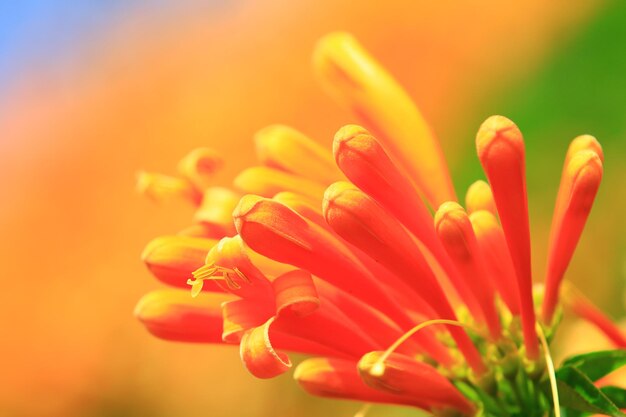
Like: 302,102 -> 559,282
135,33 -> 625,416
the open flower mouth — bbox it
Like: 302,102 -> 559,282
134,32 -> 625,417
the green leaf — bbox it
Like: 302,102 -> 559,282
453,381 -> 508,417
559,409 -> 585,417
553,365 -> 625,416
602,386 -> 626,409
562,350 -> 626,381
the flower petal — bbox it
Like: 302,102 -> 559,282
246,246 -> 296,279
233,195 -> 418,331
222,298 -> 275,343
274,188 -> 430,315
333,125 -> 438,251
332,127 -> 481,317
465,180 -> 497,216
323,182 -> 485,374
134,289 -> 232,343
542,149 -> 603,323
254,124 -> 342,184
273,270 -> 319,317
193,187 -> 240,236
142,235 -> 219,289
234,166 -> 326,200
273,299 -> 380,358
568,292 -> 626,348
273,191 -> 328,230
136,171 -> 201,204
177,223 -> 229,239
240,318 -> 292,379
476,115 -> 538,359
434,202 -> 501,340
547,135 -> 603,263
204,235 -> 275,301
177,147 -> 223,190
469,210 -> 520,315
322,182 -> 441,312
315,279 -> 451,365
359,352 -> 475,414
313,33 -> 456,208
294,357 -> 429,409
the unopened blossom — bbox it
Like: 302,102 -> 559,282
135,32 -> 625,416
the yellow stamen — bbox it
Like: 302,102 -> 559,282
188,280 -> 204,298
537,324 -> 560,417
232,267 -> 251,283
369,319 -> 473,378
191,263 -> 218,279
187,262 -> 252,297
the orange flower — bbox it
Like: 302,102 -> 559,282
136,32 -> 622,416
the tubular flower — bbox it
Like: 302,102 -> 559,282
136,32 -> 626,417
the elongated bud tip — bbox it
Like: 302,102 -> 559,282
134,291 -> 183,339
232,195 -> 264,230
476,115 -> 524,162
566,150 -> 603,196
177,147 -> 223,187
568,135 -> 604,163
136,171 -> 200,203
312,32 -> 368,96
141,235 -> 216,287
134,290 -> 194,322
313,31 -> 357,69
357,351 -> 386,377
322,181 -> 362,221
234,194 -> 305,229
254,124 -> 301,161
233,194 -> 311,255
135,289 -> 225,343
359,351 -> 476,414
434,201 -> 468,230
134,291 -> 162,321
292,357 -> 321,382
295,357 -> 377,402
332,125 -> 399,200
466,180 -> 496,215
293,357 -> 339,393
358,352 -> 387,378
141,235 -> 167,262
435,202 -> 472,259
141,235 -> 211,263
254,124 -> 295,143
332,124 -> 371,156
323,180 -> 358,203
468,210 -> 499,236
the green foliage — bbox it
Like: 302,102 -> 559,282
552,365 -> 624,416
538,349 -> 626,416
602,386 -> 626,409
454,348 -> 626,416
562,350 -> 626,382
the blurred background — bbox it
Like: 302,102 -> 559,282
0,1 -> 624,416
